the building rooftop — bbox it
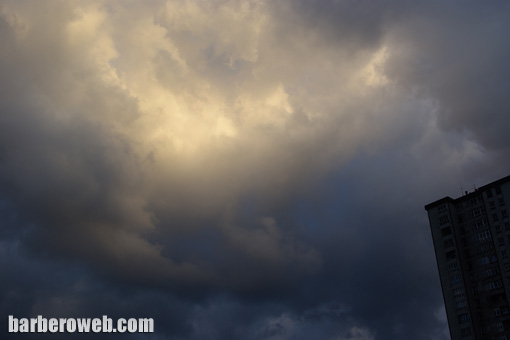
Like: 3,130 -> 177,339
425,174 -> 510,210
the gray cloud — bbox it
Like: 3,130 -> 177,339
1,0 -> 510,339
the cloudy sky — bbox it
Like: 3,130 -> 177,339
1,0 -> 510,339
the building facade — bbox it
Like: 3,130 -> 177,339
426,175 -> 510,340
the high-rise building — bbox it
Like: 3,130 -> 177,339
426,175 -> 510,340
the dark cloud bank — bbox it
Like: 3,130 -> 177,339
2,0 -> 510,339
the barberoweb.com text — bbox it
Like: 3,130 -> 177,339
8,315 -> 154,333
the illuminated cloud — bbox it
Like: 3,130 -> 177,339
1,0 -> 510,339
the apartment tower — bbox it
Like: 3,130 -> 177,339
426,175 -> 510,340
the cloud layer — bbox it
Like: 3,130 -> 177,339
1,0 -> 510,339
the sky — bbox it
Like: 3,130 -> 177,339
1,0 -> 510,339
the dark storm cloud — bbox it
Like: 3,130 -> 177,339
2,0 -> 510,339
384,0 -> 510,150
287,0 -> 510,150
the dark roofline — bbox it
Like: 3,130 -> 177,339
424,174 -> 510,211
424,196 -> 454,210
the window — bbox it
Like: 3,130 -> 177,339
494,213 -> 500,221
446,251 -> 457,261
473,196 -> 483,204
439,215 -> 450,225
477,230 -> 491,241
441,227 -> 452,236
480,256 -> 490,265
438,204 -> 446,212
476,218 -> 489,228
451,274 -> 462,284
500,198 -> 506,206
444,239 -> 454,248
505,221 -> 510,230
503,250 -> 508,259
479,256 -> 497,265
458,313 -> 469,324
496,225 -> 502,233
497,322 -> 504,332
473,207 -> 485,217
491,201 -> 496,209
483,268 -> 499,278
495,308 -> 502,316
499,237 -> 504,246
449,263 -> 459,271
454,288 -> 465,296
461,327 -> 472,336
456,300 -> 467,309
487,190 -> 493,198
496,185 -> 502,195
502,209 -> 508,218
485,280 -> 502,291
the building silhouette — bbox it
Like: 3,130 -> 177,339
426,175 -> 510,340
